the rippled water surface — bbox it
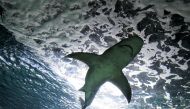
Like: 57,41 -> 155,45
0,25 -> 79,109
0,0 -> 190,109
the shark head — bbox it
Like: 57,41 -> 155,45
118,34 -> 144,57
103,34 -> 143,67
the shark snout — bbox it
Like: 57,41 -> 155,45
118,35 -> 143,56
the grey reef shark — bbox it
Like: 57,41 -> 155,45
66,34 -> 143,109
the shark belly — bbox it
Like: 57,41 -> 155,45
83,64 -> 113,91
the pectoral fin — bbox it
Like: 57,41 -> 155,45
79,97 -> 85,109
66,52 -> 99,66
110,73 -> 132,103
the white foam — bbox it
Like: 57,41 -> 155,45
140,0 -> 190,22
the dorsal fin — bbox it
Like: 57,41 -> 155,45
109,72 -> 132,103
66,52 -> 99,67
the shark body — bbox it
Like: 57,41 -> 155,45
66,34 -> 143,109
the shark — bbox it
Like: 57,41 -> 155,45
66,34 -> 143,109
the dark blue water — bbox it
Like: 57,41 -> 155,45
0,24 -> 78,109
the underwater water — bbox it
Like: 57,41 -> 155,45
0,25 -> 79,109
0,0 -> 190,109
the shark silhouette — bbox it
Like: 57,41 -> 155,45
66,34 -> 143,109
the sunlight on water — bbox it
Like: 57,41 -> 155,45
0,0 -> 190,108
90,82 -> 128,109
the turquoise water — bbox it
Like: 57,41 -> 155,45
0,24 -> 79,109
